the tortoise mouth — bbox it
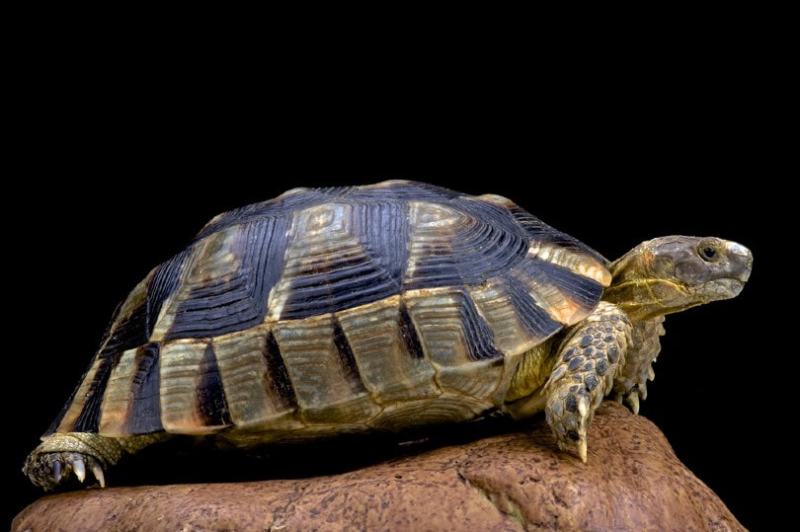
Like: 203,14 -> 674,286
700,278 -> 745,301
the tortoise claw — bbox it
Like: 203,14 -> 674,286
625,392 -> 640,415
53,460 -> 62,483
73,459 -> 86,483
91,463 -> 106,488
576,438 -> 588,463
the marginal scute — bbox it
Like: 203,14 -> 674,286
476,193 -> 516,208
158,340 -> 231,435
195,344 -> 233,428
97,344 -> 163,436
127,344 -> 163,434
335,296 -> 439,404
368,393 -> 492,430
212,328 -> 300,430
527,242 -> 611,287
507,201 -> 608,263
403,287 -> 505,398
98,348 -> 140,435
271,314 -> 379,424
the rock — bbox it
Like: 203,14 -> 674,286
13,403 -> 742,531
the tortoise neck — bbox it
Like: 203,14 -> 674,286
604,279 -> 700,322
604,244 -> 697,322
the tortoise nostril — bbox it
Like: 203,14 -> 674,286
725,241 -> 751,260
725,241 -> 753,282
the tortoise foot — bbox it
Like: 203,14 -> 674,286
23,433 -> 121,490
24,449 -> 105,490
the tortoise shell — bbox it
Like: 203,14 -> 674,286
47,180 -> 611,440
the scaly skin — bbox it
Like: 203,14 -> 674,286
533,236 -> 752,462
24,433 -> 164,490
612,316 -> 664,411
544,302 -> 632,461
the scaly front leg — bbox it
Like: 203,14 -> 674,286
612,316 -> 664,413
544,302 -> 632,462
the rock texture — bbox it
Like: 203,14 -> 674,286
14,403 -> 743,531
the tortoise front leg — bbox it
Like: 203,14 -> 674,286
23,432 -> 164,490
544,302 -> 632,462
611,316 -> 664,413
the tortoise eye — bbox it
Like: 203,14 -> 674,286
699,245 -> 717,261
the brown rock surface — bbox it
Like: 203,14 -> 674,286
13,403 -> 743,531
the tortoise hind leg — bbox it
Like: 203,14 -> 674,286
544,302 -> 632,462
23,432 -> 164,490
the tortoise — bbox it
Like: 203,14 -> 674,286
24,180 -> 752,489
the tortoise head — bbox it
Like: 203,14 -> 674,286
604,236 -> 753,321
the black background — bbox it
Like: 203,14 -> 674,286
4,27 -> 789,530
